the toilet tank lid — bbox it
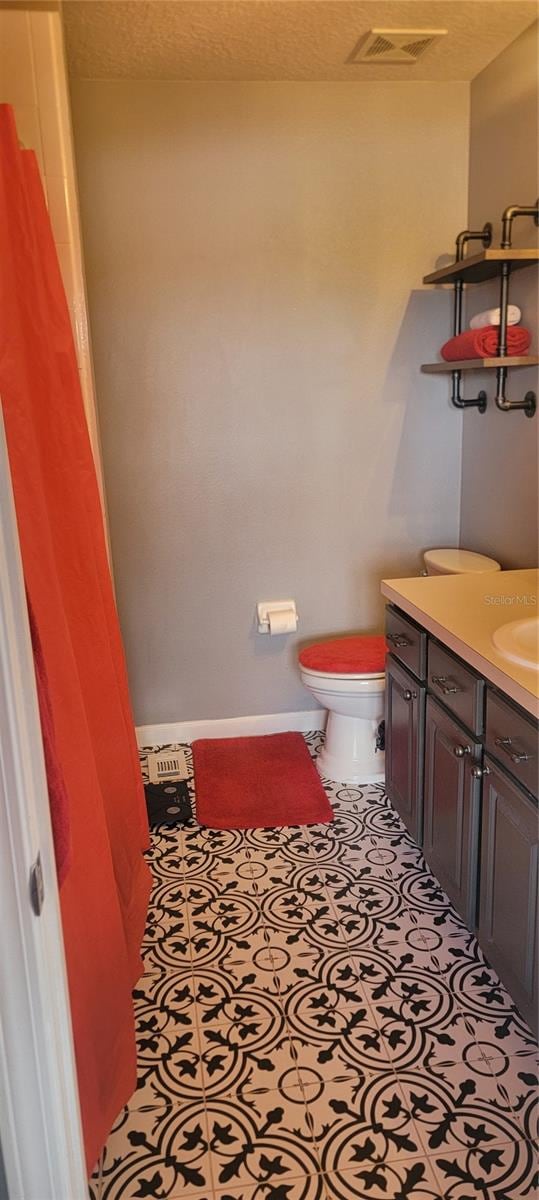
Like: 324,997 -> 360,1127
424,548 -> 501,574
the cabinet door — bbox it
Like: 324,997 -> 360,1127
423,696 -> 481,927
479,757 -> 538,1033
385,654 -> 425,843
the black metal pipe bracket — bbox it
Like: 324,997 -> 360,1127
451,374 -> 488,412
449,223 -> 492,413
494,202 -> 538,416
500,199 -> 539,248
455,223 -> 492,261
495,367 -> 536,417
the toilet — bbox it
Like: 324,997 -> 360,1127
299,547 -> 502,786
299,635 -> 387,786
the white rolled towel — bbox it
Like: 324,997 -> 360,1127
470,305 -> 521,329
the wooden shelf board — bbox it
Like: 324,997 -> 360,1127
421,356 -> 539,374
423,248 -> 539,286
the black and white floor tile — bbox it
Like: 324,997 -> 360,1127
90,733 -> 538,1200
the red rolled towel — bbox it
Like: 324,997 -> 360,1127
441,325 -> 531,361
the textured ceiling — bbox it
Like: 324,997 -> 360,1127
63,0 -> 538,82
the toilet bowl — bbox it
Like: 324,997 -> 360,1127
298,636 -> 386,786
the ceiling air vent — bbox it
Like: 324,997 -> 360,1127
350,29 -> 447,65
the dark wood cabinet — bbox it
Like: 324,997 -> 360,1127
384,603 -> 538,1034
423,696 -> 482,927
479,756 -> 538,1031
385,655 -> 425,843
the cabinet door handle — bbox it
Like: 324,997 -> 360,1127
494,736 -> 531,765
402,689 -> 417,701
431,674 -> 462,695
471,764 -> 490,779
387,633 -> 411,648
453,744 -> 471,758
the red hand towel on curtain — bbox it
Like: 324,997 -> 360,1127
0,105 -> 151,1173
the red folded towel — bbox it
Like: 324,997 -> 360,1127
441,325 -> 531,361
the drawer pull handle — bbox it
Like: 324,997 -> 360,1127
494,736 -> 531,765
453,744 -> 471,758
387,633 -> 411,648
471,764 -> 490,780
403,689 -> 417,702
432,674 -> 462,695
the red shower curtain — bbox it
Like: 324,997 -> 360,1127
0,105 -> 151,1173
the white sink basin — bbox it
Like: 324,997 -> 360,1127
492,616 -> 539,670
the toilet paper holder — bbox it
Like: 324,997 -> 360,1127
257,599 -> 299,635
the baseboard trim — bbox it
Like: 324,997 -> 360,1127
136,709 -> 327,748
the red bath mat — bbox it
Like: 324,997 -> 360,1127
192,732 -> 334,830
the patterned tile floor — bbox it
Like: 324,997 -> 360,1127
90,733 -> 538,1200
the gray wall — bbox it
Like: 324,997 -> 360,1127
460,22 -> 538,567
72,80 -> 469,724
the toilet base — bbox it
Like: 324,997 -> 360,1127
316,711 -> 385,787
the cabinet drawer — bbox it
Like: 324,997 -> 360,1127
428,640 -> 484,736
485,689 -> 538,799
385,606 -> 427,681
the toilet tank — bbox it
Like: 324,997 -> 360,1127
423,548 -> 501,576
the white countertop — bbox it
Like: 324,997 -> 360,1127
381,568 -> 539,718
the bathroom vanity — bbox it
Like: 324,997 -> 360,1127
381,569 -> 539,1032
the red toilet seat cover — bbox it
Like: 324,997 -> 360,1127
299,635 -> 387,675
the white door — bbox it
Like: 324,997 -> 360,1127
0,410 -> 87,1199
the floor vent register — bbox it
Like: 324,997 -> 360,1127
144,749 -> 192,827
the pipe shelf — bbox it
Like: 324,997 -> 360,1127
421,356 -> 539,374
423,249 -> 539,286
421,203 -> 538,415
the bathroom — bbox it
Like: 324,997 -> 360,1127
0,2 -> 538,1198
